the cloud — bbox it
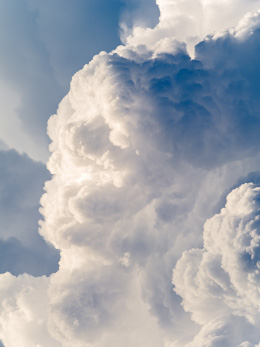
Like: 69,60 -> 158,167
0,273 -> 60,347
1,2 -> 260,347
119,0 -> 160,42
126,0 -> 260,55
6,0 -> 259,161
0,148 -> 59,276
173,183 -> 260,346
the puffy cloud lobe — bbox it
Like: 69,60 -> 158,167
0,273 -> 60,347
126,0 -> 260,54
173,183 -> 260,346
2,3 -> 260,347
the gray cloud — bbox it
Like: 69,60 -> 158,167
0,149 -> 59,276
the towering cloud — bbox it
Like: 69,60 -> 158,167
1,1 -> 260,346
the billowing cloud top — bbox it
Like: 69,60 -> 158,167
1,1 -> 260,346
126,0 -> 260,54
173,183 -> 260,346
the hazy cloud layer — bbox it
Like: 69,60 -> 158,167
1,1 -> 260,346
0,149 -> 59,277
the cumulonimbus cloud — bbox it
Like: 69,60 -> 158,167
1,2 -> 260,346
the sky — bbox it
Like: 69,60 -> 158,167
2,0 -> 260,346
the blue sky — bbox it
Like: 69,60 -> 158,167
0,0 -> 126,160
2,1 -> 260,346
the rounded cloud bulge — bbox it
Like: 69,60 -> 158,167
126,0 -> 260,55
2,1 -> 260,346
173,183 -> 260,346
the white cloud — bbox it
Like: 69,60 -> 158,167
173,183 -> 260,346
0,273 -> 60,347
1,1 -> 260,346
125,0 -> 260,55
